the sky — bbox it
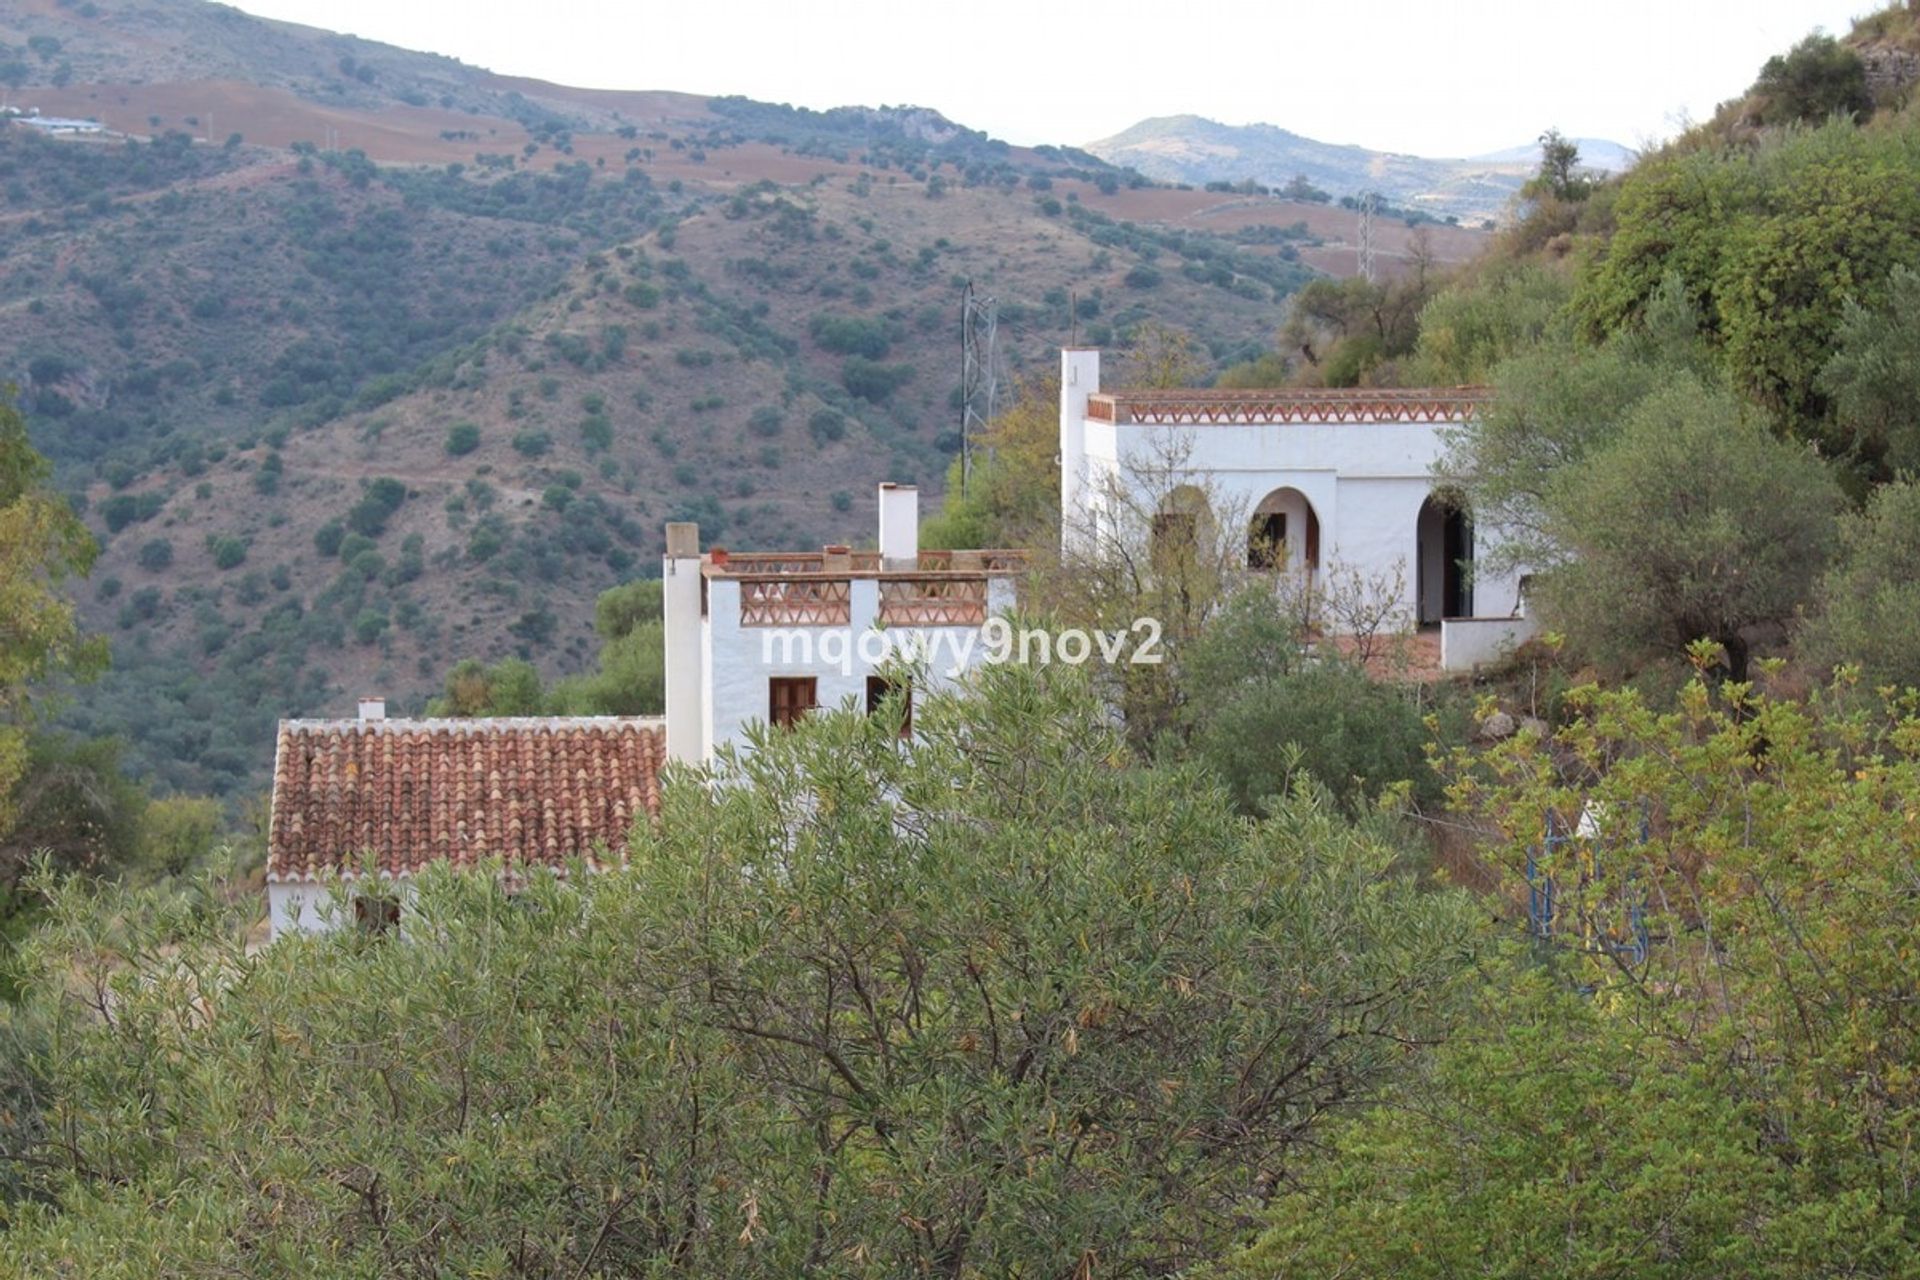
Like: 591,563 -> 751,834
229,0 -> 1873,157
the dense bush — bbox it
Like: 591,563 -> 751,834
807,312 -> 893,357
841,355 -> 915,401
1180,589 -> 1438,812
444,421 -> 482,455
313,519 -> 345,559
135,539 -> 173,572
1801,479 -> 1920,685
204,534 -> 248,571
345,477 -> 406,538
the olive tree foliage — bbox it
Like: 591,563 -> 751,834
918,372 -> 1062,553
1442,282 -> 1840,678
1573,118 -> 1920,457
0,393 -> 103,845
1180,588 -> 1438,815
429,581 -> 666,718
0,664 -> 1478,1278
1749,32 -> 1873,127
1819,263 -> 1920,479
1535,376 -> 1841,680
1406,262 -> 1572,385
1801,479 -> 1920,686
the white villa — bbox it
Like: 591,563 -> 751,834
1057,347 -> 1536,669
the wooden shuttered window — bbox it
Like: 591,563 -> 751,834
769,676 -> 818,729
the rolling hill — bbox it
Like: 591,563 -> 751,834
1083,114 -> 1630,224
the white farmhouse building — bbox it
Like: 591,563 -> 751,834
1058,348 -> 1536,669
663,483 -> 1023,762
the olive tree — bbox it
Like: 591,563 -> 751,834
1535,375 -> 1841,680
1801,478 -> 1920,686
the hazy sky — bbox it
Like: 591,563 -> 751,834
231,0 -> 1870,156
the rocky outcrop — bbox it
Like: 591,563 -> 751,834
1860,43 -> 1920,103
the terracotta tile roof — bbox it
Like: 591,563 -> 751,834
266,717 -> 666,883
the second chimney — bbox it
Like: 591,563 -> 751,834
877,482 -> 919,568
358,696 -> 387,722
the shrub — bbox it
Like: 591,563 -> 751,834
205,534 -> 248,570
445,422 -> 482,456
136,539 -> 174,571
1752,33 -> 1872,126
1181,589 -> 1436,813
511,430 -> 552,458
841,356 -> 914,402
337,532 -> 376,565
346,477 -> 407,537
808,409 -> 847,444
353,609 -> 390,644
808,313 -> 892,358
100,495 -> 140,533
747,406 -> 783,438
1802,479 -> 1920,686
314,520 -> 346,558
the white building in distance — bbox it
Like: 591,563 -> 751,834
663,483 -> 1024,762
1057,347 -> 1535,669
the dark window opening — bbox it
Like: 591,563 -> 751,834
866,675 -> 913,738
1249,512 -> 1287,570
354,894 -> 400,936
770,676 -> 818,729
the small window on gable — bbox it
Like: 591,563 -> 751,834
866,675 -> 912,739
769,676 -> 818,729
354,894 -> 400,936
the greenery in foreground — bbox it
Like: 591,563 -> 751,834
0,664 -> 1474,1276
6,658 -> 1920,1274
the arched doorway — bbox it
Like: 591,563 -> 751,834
1416,493 -> 1473,624
1248,487 -> 1320,575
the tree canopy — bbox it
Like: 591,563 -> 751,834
0,664 -> 1477,1277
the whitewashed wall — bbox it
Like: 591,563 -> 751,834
702,577 -> 1018,756
268,879 -> 418,940
1063,350 -> 1528,627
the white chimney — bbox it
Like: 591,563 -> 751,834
1059,347 -> 1100,554
662,522 -> 706,764
877,482 -> 919,567
358,696 -> 386,722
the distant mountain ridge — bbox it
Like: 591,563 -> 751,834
1084,114 -> 1630,223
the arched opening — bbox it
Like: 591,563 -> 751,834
1248,487 -> 1320,575
1150,484 -> 1214,567
1416,493 -> 1473,624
